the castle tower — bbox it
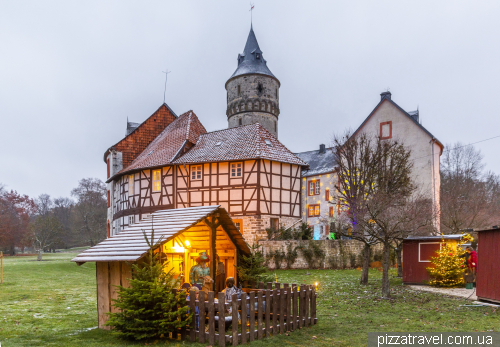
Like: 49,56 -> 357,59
225,25 -> 280,137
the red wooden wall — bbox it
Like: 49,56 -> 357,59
403,240 -> 441,284
476,230 -> 500,303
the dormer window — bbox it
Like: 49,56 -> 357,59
264,139 -> 272,146
256,53 -> 261,59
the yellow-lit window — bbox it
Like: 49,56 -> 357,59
128,174 -> 134,196
191,165 -> 202,180
231,162 -> 242,177
152,169 -> 161,192
314,205 -> 320,216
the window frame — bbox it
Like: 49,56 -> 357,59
308,180 -> 320,196
329,206 -> 334,217
190,165 -> 202,181
380,121 -> 393,140
152,169 -> 162,192
308,204 -> 320,217
325,188 -> 329,201
230,162 -> 243,178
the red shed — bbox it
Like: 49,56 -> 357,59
402,234 -> 464,284
476,227 -> 500,304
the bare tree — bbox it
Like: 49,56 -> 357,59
71,178 -> 107,246
31,194 -> 64,261
440,143 -> 500,233
53,197 -> 75,248
332,132 -> 381,285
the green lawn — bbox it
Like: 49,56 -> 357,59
0,252 -> 498,347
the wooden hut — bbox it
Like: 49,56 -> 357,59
476,227 -> 500,304
402,234 -> 464,284
72,205 -> 251,329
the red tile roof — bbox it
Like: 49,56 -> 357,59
103,104 -> 177,167
173,123 -> 307,166
117,111 -> 207,175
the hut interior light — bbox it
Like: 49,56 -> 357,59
185,240 -> 190,247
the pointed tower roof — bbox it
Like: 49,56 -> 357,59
229,26 -> 277,82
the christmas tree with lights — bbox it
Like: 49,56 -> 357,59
427,235 -> 473,287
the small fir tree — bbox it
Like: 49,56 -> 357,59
106,230 -> 192,340
237,244 -> 274,285
426,235 -> 473,287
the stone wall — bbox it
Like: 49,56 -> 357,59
240,215 -> 302,245
258,240 -> 384,269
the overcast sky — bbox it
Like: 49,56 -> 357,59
1,1 -> 500,199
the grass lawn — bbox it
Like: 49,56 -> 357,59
0,251 -> 498,347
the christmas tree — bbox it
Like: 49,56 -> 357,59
106,230 -> 192,340
427,235 -> 473,287
237,243 -> 274,285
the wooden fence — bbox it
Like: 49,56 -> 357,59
178,282 -> 317,347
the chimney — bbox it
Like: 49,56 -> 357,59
380,91 -> 392,100
319,144 -> 326,154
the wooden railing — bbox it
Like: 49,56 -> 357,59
178,282 -> 317,347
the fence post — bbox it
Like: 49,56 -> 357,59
279,287 -> 285,334
272,288 -> 278,335
218,292 -> 226,347
189,289 -> 196,342
292,284 -> 298,331
257,291 -> 263,339
232,293 -> 238,346
285,283 -> 291,331
249,291 -> 255,341
299,285 -> 304,329
265,289 -> 271,337
304,285 -> 310,327
199,290 -> 206,343
208,291 -> 215,346
0,251 -> 3,284
241,292 -> 247,344
311,286 -> 317,325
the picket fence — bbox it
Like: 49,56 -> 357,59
175,282 -> 317,347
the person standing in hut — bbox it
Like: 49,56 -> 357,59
190,252 -> 210,289
215,255 -> 226,293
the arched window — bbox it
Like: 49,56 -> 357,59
239,118 -> 242,126
237,85 -> 241,96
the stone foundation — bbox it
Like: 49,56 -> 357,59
258,240 -> 384,269
239,215 -> 302,245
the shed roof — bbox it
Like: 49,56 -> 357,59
404,234 -> 464,241
71,205 -> 250,264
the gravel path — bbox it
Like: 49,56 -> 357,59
407,285 -> 477,301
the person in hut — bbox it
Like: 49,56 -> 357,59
215,255 -> 226,293
222,277 -> 242,319
466,246 -> 477,285
190,251 -> 210,289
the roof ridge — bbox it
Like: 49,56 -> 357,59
200,123 -> 259,136
185,111 -> 192,140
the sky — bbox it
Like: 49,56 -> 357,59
1,1 -> 500,199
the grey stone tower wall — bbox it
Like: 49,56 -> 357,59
226,75 -> 280,137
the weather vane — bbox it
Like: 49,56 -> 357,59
250,3 -> 255,25
162,69 -> 171,103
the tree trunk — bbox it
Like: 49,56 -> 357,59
37,249 -> 43,261
395,247 -> 403,278
10,244 -> 15,256
360,243 -> 371,285
381,242 -> 391,298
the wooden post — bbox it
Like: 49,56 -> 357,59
311,286 -> 317,325
218,292 -> 226,347
249,291 -> 255,341
241,292 -> 247,344
0,251 -> 3,284
272,288 -> 278,335
279,287 -> 285,334
257,291 -> 263,339
265,289 -> 271,337
298,285 -> 304,329
199,290 -> 206,343
189,289 -> 196,341
232,293 -> 238,346
205,216 -> 220,292
304,285 -> 311,327
284,284 -> 291,332
208,291 -> 215,346
292,284 -> 298,331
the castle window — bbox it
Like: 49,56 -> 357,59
308,204 -> 320,217
256,53 -> 260,59
152,169 -> 161,192
274,121 -> 277,133
257,83 -> 263,94
231,162 -> 242,177
239,118 -> 242,126
237,85 -> 241,96
380,121 -> 392,140
129,174 -> 134,196
276,88 -> 278,98
191,165 -> 202,180
308,180 -> 320,196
